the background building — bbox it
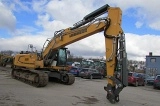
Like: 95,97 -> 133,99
145,52 -> 160,77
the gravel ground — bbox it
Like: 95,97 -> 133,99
0,67 -> 160,106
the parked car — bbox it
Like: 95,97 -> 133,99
146,75 -> 155,85
128,72 -> 145,87
79,68 -> 103,79
153,75 -> 160,89
71,62 -> 81,67
69,67 -> 81,77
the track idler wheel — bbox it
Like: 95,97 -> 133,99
61,73 -> 75,85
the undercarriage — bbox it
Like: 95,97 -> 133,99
11,68 -> 75,87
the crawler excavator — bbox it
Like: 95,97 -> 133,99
11,4 -> 128,104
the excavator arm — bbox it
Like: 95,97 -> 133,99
103,7 -> 128,103
42,4 -> 128,103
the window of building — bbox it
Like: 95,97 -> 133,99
150,58 -> 156,62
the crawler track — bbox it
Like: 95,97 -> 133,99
11,68 -> 48,87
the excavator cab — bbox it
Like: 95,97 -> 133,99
43,48 -> 68,67
42,38 -> 68,67
50,48 -> 68,67
57,48 -> 67,66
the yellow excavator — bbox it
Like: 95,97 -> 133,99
11,4 -> 128,104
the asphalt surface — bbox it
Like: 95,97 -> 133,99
0,66 -> 160,106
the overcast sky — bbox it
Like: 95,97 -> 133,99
0,0 -> 160,61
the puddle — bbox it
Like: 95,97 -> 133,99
72,95 -> 99,105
